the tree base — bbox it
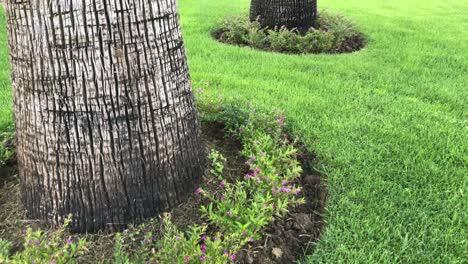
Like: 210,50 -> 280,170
214,12 -> 366,54
0,121 -> 327,263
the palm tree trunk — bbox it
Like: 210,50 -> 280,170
250,0 -> 317,33
5,0 -> 205,232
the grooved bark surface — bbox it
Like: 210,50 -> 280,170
6,0 -> 205,232
250,0 -> 317,33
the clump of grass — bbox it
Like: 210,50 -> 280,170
215,11 -> 365,54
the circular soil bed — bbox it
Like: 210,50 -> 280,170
213,12 -> 366,54
0,122 -> 327,263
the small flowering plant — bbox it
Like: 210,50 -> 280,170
0,215 -> 87,264
194,100 -> 303,258
208,149 -> 227,180
114,213 -> 235,263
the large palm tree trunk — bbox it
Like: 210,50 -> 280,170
6,0 -> 205,232
250,0 -> 317,33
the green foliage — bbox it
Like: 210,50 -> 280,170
208,149 -> 226,180
243,20 -> 268,49
218,15 -> 248,44
300,29 -> 335,53
0,239 -> 13,263
316,10 -> 359,47
113,214 -> 232,263
268,26 -> 302,53
0,216 -> 87,264
216,12 -> 363,54
0,126 -> 15,167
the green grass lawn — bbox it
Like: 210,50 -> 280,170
1,0 -> 467,262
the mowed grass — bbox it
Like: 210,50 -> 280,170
0,9 -> 12,129
1,0 -> 468,263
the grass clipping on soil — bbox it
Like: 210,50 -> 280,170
0,95 -> 326,263
213,11 -> 366,54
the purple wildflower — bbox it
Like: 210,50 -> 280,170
231,254 -> 237,260
184,256 -> 191,262
223,251 -> 229,256
201,235 -> 207,241
201,244 -> 206,254
282,180 -> 287,186
295,189 -> 301,195
272,189 -> 277,195
245,161 -> 251,167
242,230 -> 247,236
266,127 -> 272,132
219,181 -> 225,187
250,156 -> 256,161
245,174 -> 251,180
195,188 -> 202,195
227,210 -> 233,217
35,241 -> 40,247
200,256 -> 206,261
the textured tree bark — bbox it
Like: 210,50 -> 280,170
250,0 -> 317,33
6,0 -> 205,232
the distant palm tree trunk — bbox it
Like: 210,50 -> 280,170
6,0 -> 205,232
250,0 -> 317,33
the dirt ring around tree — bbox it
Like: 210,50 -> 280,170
0,122 -> 327,263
